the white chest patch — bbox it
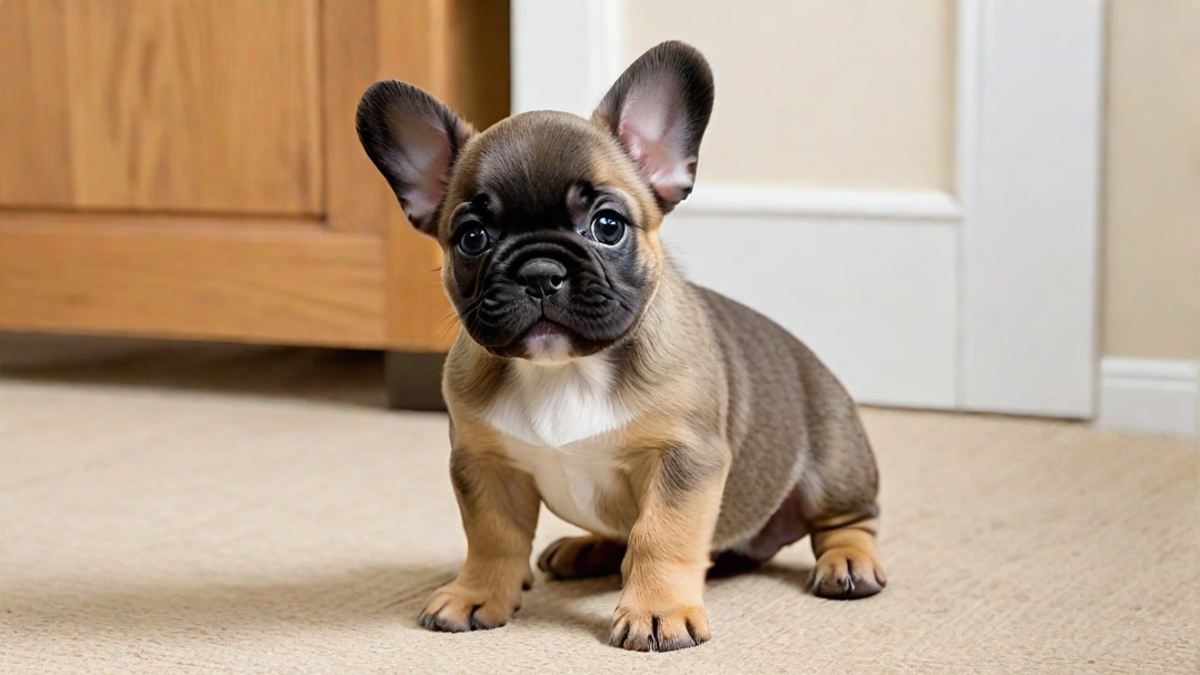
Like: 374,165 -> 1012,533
484,354 -> 633,448
484,355 -> 634,537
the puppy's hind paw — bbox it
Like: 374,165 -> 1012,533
810,547 -> 887,600
537,535 -> 626,580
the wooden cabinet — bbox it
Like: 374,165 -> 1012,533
0,0 -> 508,352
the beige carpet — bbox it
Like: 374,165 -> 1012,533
1,340 -> 1197,674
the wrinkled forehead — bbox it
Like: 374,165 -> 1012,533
441,112 -> 656,236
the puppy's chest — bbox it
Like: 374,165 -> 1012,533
483,358 -> 635,537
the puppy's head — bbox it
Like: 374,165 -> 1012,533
356,41 -> 713,361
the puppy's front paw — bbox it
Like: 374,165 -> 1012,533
418,582 -> 522,632
810,547 -> 887,599
609,602 -> 711,652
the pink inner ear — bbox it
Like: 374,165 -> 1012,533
399,126 -> 452,224
383,106 -> 463,229
619,126 -> 696,205
616,88 -> 697,205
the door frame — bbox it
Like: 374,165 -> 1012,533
511,0 -> 1104,417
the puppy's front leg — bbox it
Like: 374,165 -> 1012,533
611,444 -> 728,652
419,445 -> 539,632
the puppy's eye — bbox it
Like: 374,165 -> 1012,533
456,224 -> 490,257
590,212 -> 626,246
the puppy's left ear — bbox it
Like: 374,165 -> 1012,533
593,41 -> 714,212
356,80 -> 475,236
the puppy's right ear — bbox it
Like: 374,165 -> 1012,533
356,81 -> 475,236
593,41 -> 714,213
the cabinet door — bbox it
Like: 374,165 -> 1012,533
0,0 -> 322,216
0,0 -> 509,351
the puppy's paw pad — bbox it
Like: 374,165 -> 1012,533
537,535 -> 624,580
810,547 -> 887,600
417,585 -> 520,633
609,604 -> 710,652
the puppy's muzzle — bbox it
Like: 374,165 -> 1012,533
517,258 -> 566,298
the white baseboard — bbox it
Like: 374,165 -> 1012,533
1097,358 -> 1198,438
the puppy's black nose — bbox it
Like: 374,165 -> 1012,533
517,258 -> 566,297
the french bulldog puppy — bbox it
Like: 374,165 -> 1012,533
356,40 -> 885,652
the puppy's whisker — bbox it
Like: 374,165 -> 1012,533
437,318 -> 458,330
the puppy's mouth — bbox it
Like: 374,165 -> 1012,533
470,295 -> 636,361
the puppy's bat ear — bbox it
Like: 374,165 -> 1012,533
356,80 -> 475,236
593,41 -> 714,213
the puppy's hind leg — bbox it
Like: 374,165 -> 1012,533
797,406 -> 887,600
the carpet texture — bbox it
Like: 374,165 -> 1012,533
1,342 -> 1197,674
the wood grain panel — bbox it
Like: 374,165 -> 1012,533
0,214 -> 385,347
322,0 -> 391,234
444,0 -> 512,130
320,0 -> 509,349
320,0 -> 509,233
0,0 -> 72,206
374,0 -> 457,350
0,0 -> 323,216
372,0 -> 511,350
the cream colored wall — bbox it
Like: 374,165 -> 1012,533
623,0 -> 955,191
1103,0 -> 1200,360
624,0 -> 1199,362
